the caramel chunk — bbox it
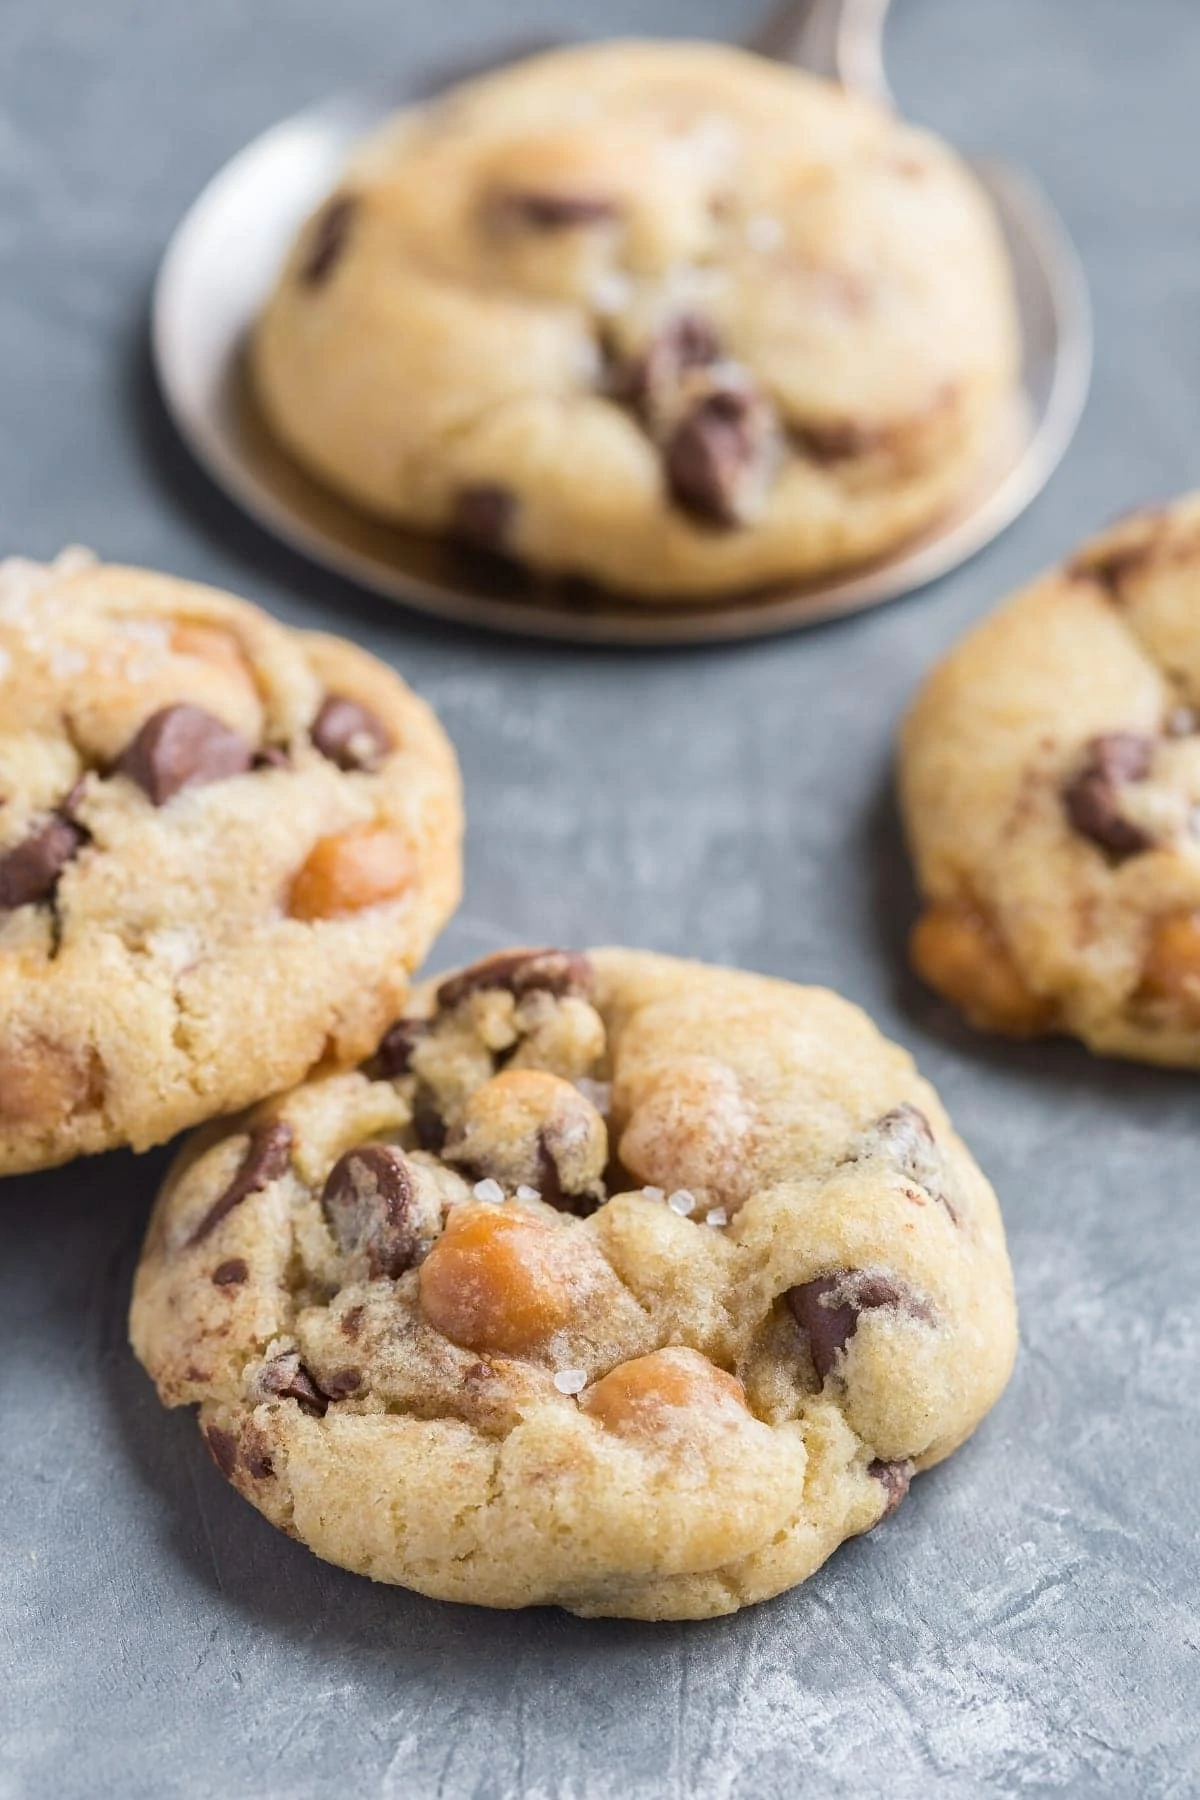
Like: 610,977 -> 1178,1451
581,1347 -> 746,1437
288,823 -> 412,920
910,904 -> 1051,1036
1139,911 -> 1200,1018
442,1069 -> 607,1214
0,1039 -> 98,1130
418,1204 -> 580,1355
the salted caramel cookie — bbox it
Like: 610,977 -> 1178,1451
252,41 -> 1018,601
0,549 -> 460,1172
900,493 -> 1200,1065
130,946 -> 1016,1620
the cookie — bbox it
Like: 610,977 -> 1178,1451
0,549 -> 461,1172
130,946 -> 1016,1620
901,494 -> 1200,1065
252,42 -> 1019,601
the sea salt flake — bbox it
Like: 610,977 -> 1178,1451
472,1178 -> 504,1205
575,1077 -> 612,1113
705,1207 -> 729,1228
641,1186 -> 665,1203
553,1368 -> 587,1396
515,1184 -> 540,1202
667,1189 -> 695,1216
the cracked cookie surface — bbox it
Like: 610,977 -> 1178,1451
0,549 -> 461,1171
252,41 -> 1018,601
130,947 -> 1016,1620
901,493 -> 1200,1066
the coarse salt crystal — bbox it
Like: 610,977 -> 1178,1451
515,1184 -> 540,1202
472,1178 -> 504,1205
705,1207 -> 729,1228
667,1189 -> 695,1216
641,1186 -> 665,1203
745,213 -> 784,253
553,1368 -> 588,1396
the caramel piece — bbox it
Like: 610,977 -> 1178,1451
910,904 -> 1050,1036
418,1204 -> 579,1355
581,1348 -> 746,1438
1139,911 -> 1200,1018
288,823 -> 412,921
0,1039 -> 98,1129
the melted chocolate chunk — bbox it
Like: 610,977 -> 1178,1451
211,1258 -> 249,1288
451,484 -> 518,552
664,386 -> 776,527
609,312 -> 721,411
0,815 -> 85,910
256,1350 -> 328,1416
787,1272 -> 932,1383
1063,732 -> 1156,859
300,193 -> 358,287
869,1458 -> 913,1520
186,1119 -> 294,1247
204,1424 -> 239,1478
375,1017 -> 428,1078
436,947 -> 592,1011
321,1143 -> 421,1279
311,695 -> 391,772
493,190 -> 618,230
117,704 -> 254,806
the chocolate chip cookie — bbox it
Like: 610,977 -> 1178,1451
252,42 -> 1019,601
901,494 -> 1200,1064
0,549 -> 460,1172
130,947 -> 1016,1620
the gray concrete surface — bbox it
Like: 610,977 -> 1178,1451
3,2 -> 1199,1794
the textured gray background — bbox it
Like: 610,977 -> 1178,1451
3,1 -> 1199,1795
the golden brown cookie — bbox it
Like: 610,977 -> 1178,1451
253,42 -> 1018,600
0,549 -> 461,1171
901,494 -> 1200,1065
130,947 -> 1016,1620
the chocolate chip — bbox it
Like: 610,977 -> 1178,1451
412,1092 -> 447,1154
868,1458 -> 913,1520
451,484 -> 517,552
186,1119 -> 294,1247
871,1104 -> 958,1223
321,1369 -> 362,1399
243,1435 -> 275,1481
376,1017 -> 427,1077
299,193 -> 358,287
117,704 -> 254,806
492,190 -> 618,230
786,1272 -> 932,1383
204,1424 -> 239,1478
340,1304 -> 365,1341
534,1128 -> 600,1218
1063,732 -> 1156,859
253,745 -> 291,770
436,948 -> 593,1011
0,815 -> 86,910
311,696 -> 391,772
609,312 -> 721,411
211,1258 -> 248,1287
321,1143 -> 420,1279
664,387 -> 777,527
256,1350 -> 328,1416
